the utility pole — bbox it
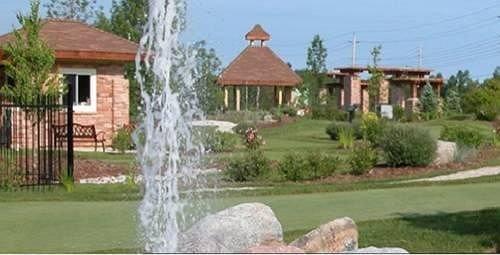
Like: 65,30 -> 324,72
349,33 -> 360,67
417,46 -> 423,68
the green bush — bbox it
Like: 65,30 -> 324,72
0,158 -> 23,191
361,112 -> 386,145
348,141 -> 378,175
462,79 -> 500,121
311,105 -> 348,121
278,152 -> 340,181
233,122 -> 257,135
380,125 -> 437,167
338,127 -> 354,149
225,151 -> 270,182
212,110 -> 269,124
440,125 -> 486,148
205,129 -> 239,153
326,121 -> 362,140
393,105 -> 405,121
111,127 -> 134,154
272,106 -> 297,118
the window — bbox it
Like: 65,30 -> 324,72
59,68 -> 96,113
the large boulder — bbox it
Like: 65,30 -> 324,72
348,246 -> 409,253
244,240 -> 305,253
179,203 -> 283,253
290,217 -> 358,253
434,140 -> 457,165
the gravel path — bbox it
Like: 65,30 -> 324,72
407,166 -> 500,182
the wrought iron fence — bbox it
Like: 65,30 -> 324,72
0,96 -> 74,188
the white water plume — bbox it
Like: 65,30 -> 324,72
133,0 -> 207,252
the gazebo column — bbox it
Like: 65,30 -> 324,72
236,87 -> 241,112
278,86 -> 283,106
406,83 -> 420,114
224,86 -> 229,109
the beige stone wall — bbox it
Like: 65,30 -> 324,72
56,63 -> 130,147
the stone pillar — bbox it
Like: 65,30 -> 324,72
224,86 -> 229,109
379,79 -> 389,105
361,87 -> 369,113
343,75 -> 361,110
406,83 -> 420,114
236,87 -> 241,112
339,87 -> 344,109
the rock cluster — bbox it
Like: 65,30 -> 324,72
179,202 -> 407,253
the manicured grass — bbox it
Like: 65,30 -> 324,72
416,119 -> 494,140
2,182 -> 500,253
76,151 -> 135,168
285,208 -> 500,253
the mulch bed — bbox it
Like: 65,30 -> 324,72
309,147 -> 500,184
73,159 -> 131,181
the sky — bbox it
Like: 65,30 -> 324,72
1,0 -> 499,79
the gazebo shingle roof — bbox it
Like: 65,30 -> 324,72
217,46 -> 302,87
245,24 -> 270,41
0,19 -> 138,62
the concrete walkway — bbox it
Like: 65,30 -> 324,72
407,166 -> 500,182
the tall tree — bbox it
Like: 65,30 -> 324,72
367,45 -> 384,111
302,34 -> 328,107
94,0 -> 148,121
44,0 -> 99,24
192,41 -> 223,115
493,66 -> 500,79
420,82 -> 438,117
444,70 -> 478,97
1,0 -> 63,105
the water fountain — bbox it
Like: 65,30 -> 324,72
133,0 -> 207,252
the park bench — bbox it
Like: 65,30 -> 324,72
52,124 -> 106,152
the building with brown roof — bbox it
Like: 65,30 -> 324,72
327,66 -> 443,113
218,24 -> 302,111
0,19 -> 138,149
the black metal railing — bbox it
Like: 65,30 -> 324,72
0,96 -> 73,188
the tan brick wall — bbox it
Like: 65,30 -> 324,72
56,63 -> 130,147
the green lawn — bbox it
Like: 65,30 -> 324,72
2,181 -> 500,253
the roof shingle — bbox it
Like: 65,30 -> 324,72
0,19 -> 138,62
217,46 -> 302,87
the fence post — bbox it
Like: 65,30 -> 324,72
67,85 -> 74,178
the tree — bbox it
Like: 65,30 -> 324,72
420,82 -> 438,119
444,70 -> 478,97
302,35 -> 328,107
367,45 -> 383,111
1,0 -> 63,105
44,0 -> 99,24
193,41 -> 223,115
94,0 -> 148,121
493,66 -> 500,79
444,87 -> 462,114
463,77 -> 500,121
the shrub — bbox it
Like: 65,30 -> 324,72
225,151 -> 270,182
348,141 -> 378,175
233,122 -> 257,135
213,110 -> 269,124
311,105 -> 348,121
420,83 -> 439,119
112,127 -> 134,153
244,128 -> 264,150
380,125 -> 437,167
204,129 -> 239,153
0,158 -> 23,191
338,127 -> 354,149
278,152 -> 340,181
272,106 -> 297,118
462,79 -> 500,121
361,112 -> 385,145
440,125 -> 485,148
326,121 -> 362,141
393,105 -> 405,121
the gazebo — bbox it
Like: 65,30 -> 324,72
217,24 -> 302,111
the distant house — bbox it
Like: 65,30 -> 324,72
0,19 -> 138,147
218,24 -> 302,111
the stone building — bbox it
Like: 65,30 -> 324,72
0,19 -> 137,148
326,66 -> 443,113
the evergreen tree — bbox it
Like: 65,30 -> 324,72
420,82 -> 438,117
493,66 -> 500,79
44,0 -> 99,23
1,0 -> 63,105
444,87 -> 462,114
302,35 -> 327,107
193,41 -> 223,115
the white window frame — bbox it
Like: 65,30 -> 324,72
59,68 -> 97,113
